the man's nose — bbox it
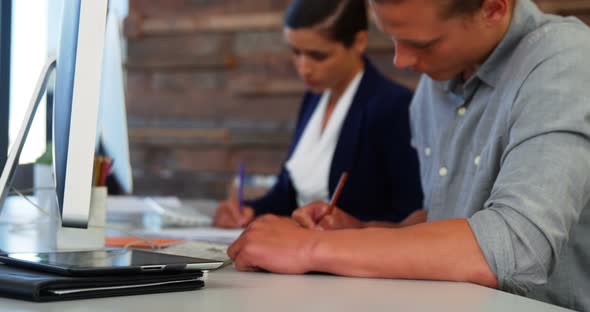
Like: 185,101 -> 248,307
393,42 -> 418,69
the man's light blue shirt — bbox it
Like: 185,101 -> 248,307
410,0 -> 590,310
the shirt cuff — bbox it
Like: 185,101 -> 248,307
468,209 -> 527,294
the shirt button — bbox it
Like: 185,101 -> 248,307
457,107 -> 467,117
439,167 -> 448,177
424,147 -> 432,157
474,156 -> 481,166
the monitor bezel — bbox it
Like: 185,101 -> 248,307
54,0 -> 108,229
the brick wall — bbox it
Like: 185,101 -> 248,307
124,0 -> 590,199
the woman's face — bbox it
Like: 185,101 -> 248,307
284,27 -> 364,94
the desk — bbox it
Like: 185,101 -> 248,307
0,196 -> 574,312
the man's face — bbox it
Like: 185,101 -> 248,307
371,0 -> 490,80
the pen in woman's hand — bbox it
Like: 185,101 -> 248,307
238,162 -> 245,214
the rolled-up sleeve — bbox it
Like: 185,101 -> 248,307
468,41 -> 590,294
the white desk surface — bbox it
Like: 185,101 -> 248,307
0,266 -> 574,312
0,196 -> 574,312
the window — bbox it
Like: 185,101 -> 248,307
9,0 -> 48,164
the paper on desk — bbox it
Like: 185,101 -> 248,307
159,241 -> 232,268
132,227 -> 244,245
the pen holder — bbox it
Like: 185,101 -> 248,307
33,163 -> 57,216
55,186 -> 107,250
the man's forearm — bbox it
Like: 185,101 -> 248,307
364,209 -> 428,228
310,218 -> 498,288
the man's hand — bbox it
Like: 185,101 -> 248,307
228,216 -> 498,288
227,215 -> 319,273
291,201 -> 365,230
213,197 -> 255,228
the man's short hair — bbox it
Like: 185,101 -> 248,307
371,0 -> 484,18
444,0 -> 484,16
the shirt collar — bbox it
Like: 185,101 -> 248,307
444,0 -> 544,96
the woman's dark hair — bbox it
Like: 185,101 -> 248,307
284,0 -> 368,47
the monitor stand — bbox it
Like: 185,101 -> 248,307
0,57 -> 56,211
0,57 -> 107,250
0,57 -> 107,251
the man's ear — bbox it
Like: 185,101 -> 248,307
480,0 -> 510,25
353,30 -> 369,54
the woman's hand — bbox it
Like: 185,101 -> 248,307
213,197 -> 255,228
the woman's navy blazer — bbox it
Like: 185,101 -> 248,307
247,58 -> 423,222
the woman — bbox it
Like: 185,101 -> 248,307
214,0 -> 423,228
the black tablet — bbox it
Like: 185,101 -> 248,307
0,249 -> 224,276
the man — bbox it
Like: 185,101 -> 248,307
228,0 -> 590,310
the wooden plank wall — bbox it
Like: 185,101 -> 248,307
124,0 -> 590,198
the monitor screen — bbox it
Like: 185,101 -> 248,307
53,0 -> 80,217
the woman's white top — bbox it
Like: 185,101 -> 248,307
286,71 -> 364,207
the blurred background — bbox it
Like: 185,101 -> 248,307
1,0 -> 589,200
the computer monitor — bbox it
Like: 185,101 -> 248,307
98,9 -> 133,195
0,0 -> 132,230
53,0 -> 108,228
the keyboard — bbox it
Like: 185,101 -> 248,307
144,197 -> 213,227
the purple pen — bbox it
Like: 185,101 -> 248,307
238,162 -> 245,213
